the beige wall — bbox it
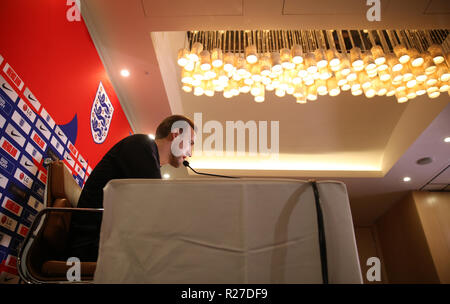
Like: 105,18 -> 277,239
413,192 -> 450,283
375,191 -> 450,283
354,226 -> 388,284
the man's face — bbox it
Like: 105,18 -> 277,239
169,127 -> 195,168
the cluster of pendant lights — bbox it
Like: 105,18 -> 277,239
177,30 -> 449,103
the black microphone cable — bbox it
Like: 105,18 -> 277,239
183,160 -> 238,179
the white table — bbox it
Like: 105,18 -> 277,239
94,179 -> 362,284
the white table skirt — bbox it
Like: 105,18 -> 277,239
94,179 -> 362,284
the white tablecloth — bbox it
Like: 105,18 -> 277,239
94,179 -> 362,284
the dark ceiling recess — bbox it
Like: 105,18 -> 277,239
416,157 -> 433,165
420,164 -> 450,191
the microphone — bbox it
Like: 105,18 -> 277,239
183,160 -> 238,179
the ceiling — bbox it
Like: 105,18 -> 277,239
79,0 -> 450,226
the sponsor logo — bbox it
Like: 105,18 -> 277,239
0,172 -> 8,188
20,154 -> 37,175
11,111 -> 31,135
6,255 -> 17,269
55,125 -> 68,144
3,63 -> 24,91
0,75 -> 18,102
91,81 -> 114,144
67,141 -> 78,158
78,154 -> 87,169
37,170 -> 47,184
2,197 -> 23,217
30,130 -> 47,151
64,151 -> 75,167
27,196 -> 43,212
39,108 -> 55,129
0,214 -> 17,232
5,124 -> 25,147
17,224 -> 29,238
21,210 -> 35,226
0,93 -> 13,115
17,99 -> 36,123
0,152 -> 15,174
25,142 -> 43,163
7,183 -> 27,201
0,231 -> 12,248
0,113 -> 5,129
13,168 -> 33,189
75,163 -> 85,179
35,119 -> 51,140
50,136 -> 64,156
32,182 -> 44,200
0,137 -> 20,160
24,87 -> 41,112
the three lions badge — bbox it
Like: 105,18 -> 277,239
90,82 -> 114,144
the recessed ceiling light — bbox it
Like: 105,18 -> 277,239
403,177 -> 411,182
163,173 -> 170,179
120,69 -> 130,77
444,137 -> 450,143
148,134 -> 155,140
416,157 -> 432,165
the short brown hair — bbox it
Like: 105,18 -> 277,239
155,115 -> 195,139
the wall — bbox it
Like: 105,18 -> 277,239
375,192 -> 444,283
354,226 -> 388,284
0,0 -> 133,283
413,191 -> 450,283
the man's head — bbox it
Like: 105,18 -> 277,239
155,115 -> 195,168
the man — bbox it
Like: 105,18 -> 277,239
68,115 -> 195,262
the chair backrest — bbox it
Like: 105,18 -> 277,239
46,160 -> 82,207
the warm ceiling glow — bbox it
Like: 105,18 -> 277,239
403,177 -> 411,182
120,69 -> 130,77
444,137 -> 450,143
189,160 -> 380,172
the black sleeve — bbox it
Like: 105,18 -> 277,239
115,135 -> 161,179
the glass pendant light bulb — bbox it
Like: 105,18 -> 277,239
395,91 -> 408,103
307,84 -> 318,100
364,54 -> 377,72
394,44 -> 410,64
211,48 -> 223,68
315,48 -> 328,69
223,53 -> 235,72
371,45 -> 386,65
177,48 -> 190,67
386,53 -> 403,72
428,44 -> 445,64
254,89 -> 265,102
305,52 -> 318,74
409,49 -> 424,67
245,45 -> 258,64
189,42 -> 203,62
291,44 -> 304,64
271,52 -> 282,73
340,53 -> 351,76
350,47 -> 364,68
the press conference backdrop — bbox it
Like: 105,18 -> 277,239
0,56 -> 92,283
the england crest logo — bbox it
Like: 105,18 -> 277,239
90,82 -> 114,144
